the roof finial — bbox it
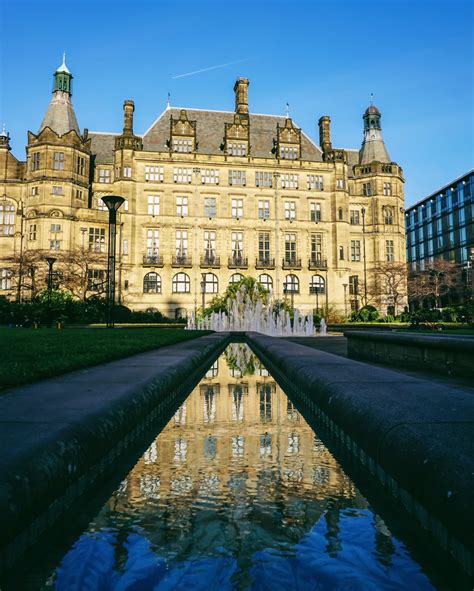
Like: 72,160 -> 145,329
286,102 -> 290,118
0,123 -> 7,137
370,92 -> 374,106
62,51 -> 66,67
166,92 -> 171,109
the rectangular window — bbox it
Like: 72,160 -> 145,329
349,275 -> 359,295
204,230 -> 216,259
0,269 -> 12,290
386,239 -> 395,262
31,152 -> 41,171
350,210 -> 360,225
88,227 -> 106,253
202,168 -> 219,185
28,224 -> 37,241
76,156 -> 85,176
307,174 -> 324,190
49,240 -> 61,251
362,182 -> 372,196
281,173 -> 298,189
176,230 -> 188,257
311,234 -> 322,263
75,188 -> 83,200
87,269 -> 106,292
176,196 -> 188,217
50,223 -> 61,233
229,170 -> 246,186
123,239 -> 129,256
173,167 -> 192,183
147,229 -> 159,256
284,233 -> 297,262
350,240 -> 361,261
383,182 -> 392,196
280,145 -> 298,160
258,232 -> 270,262
31,186 -> 39,196
97,197 -> 108,211
122,166 -> 132,178
145,165 -> 164,182
228,142 -> 247,156
147,195 -> 160,216
336,178 -> 344,190
384,207 -> 394,225
309,202 -> 321,222
204,197 -> 216,217
255,171 -> 273,187
98,169 -> 111,183
172,138 -> 193,153
258,199 -> 270,219
53,152 -> 65,170
284,201 -> 296,220
52,186 -> 63,195
231,231 -> 244,257
231,198 -> 244,219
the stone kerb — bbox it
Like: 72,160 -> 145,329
245,332 -> 474,573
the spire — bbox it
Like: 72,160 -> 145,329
38,55 -> 80,136
166,92 -> 171,109
285,102 -> 290,118
359,101 -> 390,164
0,124 -> 10,150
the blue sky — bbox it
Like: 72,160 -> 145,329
1,0 -> 472,206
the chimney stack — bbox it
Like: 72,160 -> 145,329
123,100 -> 135,135
318,116 -> 332,153
234,78 -> 249,115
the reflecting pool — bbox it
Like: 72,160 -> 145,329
40,345 -> 435,590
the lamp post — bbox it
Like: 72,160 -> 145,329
361,207 -> 368,306
201,273 -> 206,310
101,195 -> 125,328
343,283 -> 348,319
46,257 -> 56,327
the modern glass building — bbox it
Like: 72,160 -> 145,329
406,169 -> 474,271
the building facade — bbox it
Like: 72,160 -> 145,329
0,57 -> 406,318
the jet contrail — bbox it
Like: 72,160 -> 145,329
172,58 -> 252,79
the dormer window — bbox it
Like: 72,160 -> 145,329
173,138 -> 193,153
228,142 -> 247,156
280,146 -> 298,160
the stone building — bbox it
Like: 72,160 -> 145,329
0,57 -> 406,318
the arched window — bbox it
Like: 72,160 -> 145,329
173,272 -> 190,293
175,307 -> 188,319
310,275 -> 325,294
202,272 -> 218,294
258,273 -> 273,292
229,273 -> 244,284
283,274 -> 299,293
143,272 -> 161,293
0,201 -> 15,236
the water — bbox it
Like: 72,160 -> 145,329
35,346 -> 435,590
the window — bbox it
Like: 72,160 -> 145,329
31,186 -> 39,196
148,195 -> 160,216
204,231 -> 216,260
384,207 -> 394,225
307,175 -> 324,190
172,272 -> 190,293
258,199 -> 270,219
53,152 -> 64,170
338,207 -> 344,220
28,224 -> 37,241
98,169 -> 111,183
310,275 -> 325,294
350,240 -> 361,261
202,169 -> 219,184
284,201 -> 296,220
310,202 -> 321,222
123,166 -> 132,178
231,232 -> 244,259
0,269 -> 12,290
147,229 -> 159,257
176,230 -> 188,258
350,210 -> 360,225
50,223 -> 61,233
229,273 -> 244,284
362,182 -> 372,196
123,239 -> 129,256
281,173 -> 298,189
229,170 -> 246,186
49,239 -> 61,250
283,274 -> 299,293
173,167 -> 192,183
143,272 -> 162,293
349,275 -> 359,295
202,272 -> 218,294
145,166 -> 164,182
386,239 -> 395,262
339,246 -> 344,260
383,182 -> 392,196
255,171 -> 273,187
231,198 -> 244,219
173,138 -> 193,153
52,186 -> 63,195
284,233 -> 297,262
89,227 -> 106,253
228,142 -> 247,156
310,234 -> 322,263
336,178 -> 344,190
97,197 -> 108,211
204,197 -> 216,217
259,273 -> 273,291
258,232 -> 270,263
76,156 -> 85,176
87,269 -> 106,292
280,145 -> 298,160
75,188 -> 83,200
0,201 -> 15,236
31,152 -> 41,171
176,196 -> 188,217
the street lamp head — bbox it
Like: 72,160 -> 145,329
46,257 -> 56,266
101,195 -> 125,211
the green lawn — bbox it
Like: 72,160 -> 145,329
0,327 -> 211,392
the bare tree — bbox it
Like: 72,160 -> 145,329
408,258 -> 461,308
368,262 -> 408,315
7,249 -> 47,301
57,248 -> 107,300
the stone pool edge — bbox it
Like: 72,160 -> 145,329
0,331 -> 230,575
246,332 -> 474,578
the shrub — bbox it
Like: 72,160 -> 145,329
350,305 -> 379,322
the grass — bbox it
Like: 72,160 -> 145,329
0,327 -> 211,392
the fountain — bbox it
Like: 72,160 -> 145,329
186,282 -> 328,336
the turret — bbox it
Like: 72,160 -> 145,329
359,102 -> 390,164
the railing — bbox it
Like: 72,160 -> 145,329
228,256 -> 248,268
200,255 -> 220,268
309,286 -> 326,295
308,258 -> 328,270
255,257 -> 275,269
172,255 -> 193,267
282,257 -> 302,270
142,254 -> 164,267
